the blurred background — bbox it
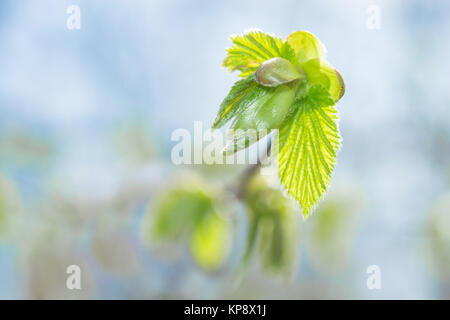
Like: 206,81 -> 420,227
0,0 -> 449,299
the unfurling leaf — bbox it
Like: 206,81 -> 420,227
223,30 -> 294,77
214,29 -> 345,215
224,84 -> 296,154
302,58 -> 345,102
213,76 -> 268,129
286,30 -> 326,65
277,85 -> 341,218
230,84 -> 295,131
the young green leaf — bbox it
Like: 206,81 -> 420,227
277,85 -> 341,218
302,58 -> 345,102
215,30 -> 345,215
223,30 -> 294,77
213,76 -> 268,129
224,84 -> 295,154
231,85 -> 295,131
286,30 -> 326,66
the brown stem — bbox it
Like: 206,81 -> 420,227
235,138 -> 273,199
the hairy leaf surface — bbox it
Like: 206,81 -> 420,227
223,30 -> 294,77
286,31 -> 326,65
277,85 -> 341,217
213,76 -> 268,129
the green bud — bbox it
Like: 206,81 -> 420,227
254,57 -> 303,87
302,58 -> 345,102
334,69 -> 345,100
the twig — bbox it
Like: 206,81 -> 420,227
235,138 -> 273,199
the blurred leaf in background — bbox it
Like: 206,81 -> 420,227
303,177 -> 365,274
0,129 -> 54,168
242,174 -> 300,277
423,191 -> 450,284
0,173 -> 23,241
0,191 -> 4,236
141,174 -> 231,271
190,211 -> 230,271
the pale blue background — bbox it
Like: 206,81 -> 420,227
0,0 -> 449,299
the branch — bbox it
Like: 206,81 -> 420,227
235,137 -> 273,200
